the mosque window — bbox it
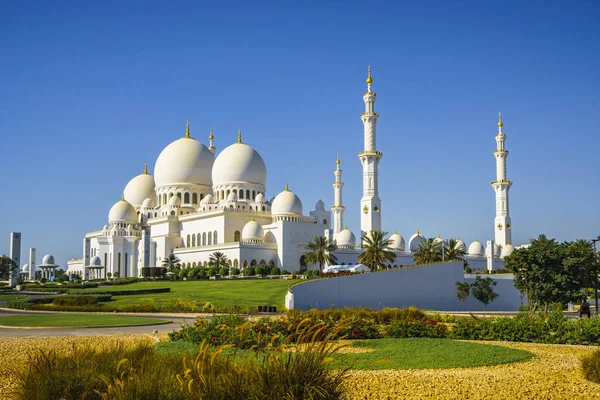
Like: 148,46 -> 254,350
192,193 -> 197,204
221,190 -> 225,199
229,205 -> 234,210
323,219 -> 327,225
171,211 -> 175,216
200,193 -> 204,201
262,206 -> 266,211
234,259 -> 239,268
208,232 -> 212,245
233,189 -> 237,195
251,259 -> 257,266
252,190 -> 256,200
154,213 -> 157,217
196,233 -> 200,245
184,193 -> 190,203
213,231 -> 218,244
163,194 -> 167,204
234,230 -> 240,242
193,262 -> 196,268
246,190 -> 250,199
176,192 -> 181,199
239,190 -> 244,199
243,259 -> 248,268
187,262 -> 191,269
202,233 -> 206,246
169,193 -> 173,198
187,235 -> 190,247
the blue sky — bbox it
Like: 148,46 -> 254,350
1,0 -> 599,267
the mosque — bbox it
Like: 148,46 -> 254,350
67,68 -> 514,279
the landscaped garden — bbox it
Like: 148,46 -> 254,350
0,314 -> 169,328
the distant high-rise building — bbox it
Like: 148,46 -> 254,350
9,232 -> 21,286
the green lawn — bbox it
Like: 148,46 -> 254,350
0,294 -> 27,302
330,338 -> 535,370
81,280 -> 292,310
0,314 -> 169,328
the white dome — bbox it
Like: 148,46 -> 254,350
168,196 -> 181,206
271,187 -> 303,216
455,238 -> 466,251
227,191 -> 238,201
90,256 -> 102,266
389,232 -> 405,251
154,136 -> 214,187
315,199 -> 325,211
41,254 -> 55,265
123,171 -> 156,207
408,231 -> 425,252
255,193 -> 265,203
242,219 -> 264,241
433,236 -> 446,248
468,240 -> 485,257
141,197 -> 155,208
109,199 -> 138,223
336,228 -> 356,247
492,243 -> 501,257
212,142 -> 266,187
501,243 -> 515,258
22,263 -> 29,272
201,194 -> 214,204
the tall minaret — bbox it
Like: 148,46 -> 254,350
359,66 -> 382,238
332,154 -> 346,237
492,112 -> 512,247
208,128 -> 216,154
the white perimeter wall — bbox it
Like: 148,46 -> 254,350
286,261 -> 525,311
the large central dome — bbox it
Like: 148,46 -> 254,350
212,141 -> 266,187
154,135 -> 214,188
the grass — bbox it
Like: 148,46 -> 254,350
79,280 -> 291,310
0,294 -> 27,302
0,314 -> 169,328
330,338 -> 535,370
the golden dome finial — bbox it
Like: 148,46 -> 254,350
185,120 -> 191,138
209,128 -> 214,141
366,65 -> 373,85
416,229 -> 420,235
121,193 -> 125,201
143,163 -> 148,174
251,215 -> 255,221
395,229 -> 398,234
336,153 -> 340,165
498,112 -> 503,128
237,127 -> 242,144
285,182 -> 289,191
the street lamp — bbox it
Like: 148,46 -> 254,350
592,236 -> 600,316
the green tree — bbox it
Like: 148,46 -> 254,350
471,276 -> 498,311
161,253 -> 181,273
208,252 -> 229,273
358,230 -> 396,270
444,239 -> 467,263
455,281 -> 471,311
304,236 -> 338,273
413,238 -> 443,265
0,256 -> 18,281
245,266 -> 256,276
299,255 -> 307,273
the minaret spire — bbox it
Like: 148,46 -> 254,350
492,112 -> 512,248
332,154 -> 346,237
185,121 -> 191,138
359,65 -> 382,239
208,128 -> 216,154
143,163 -> 148,174
237,127 -> 242,144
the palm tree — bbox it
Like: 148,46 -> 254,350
303,236 -> 338,274
443,238 -> 467,262
209,252 -> 229,272
358,230 -> 397,271
414,238 -> 443,265
162,253 -> 181,272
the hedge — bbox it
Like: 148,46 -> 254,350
68,288 -> 171,296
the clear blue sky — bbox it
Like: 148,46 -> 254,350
1,0 -> 599,267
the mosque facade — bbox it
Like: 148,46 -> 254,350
67,69 -> 514,279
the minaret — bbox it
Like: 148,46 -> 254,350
208,128 -> 216,154
359,66 -> 382,239
492,112 -> 512,247
332,154 -> 346,237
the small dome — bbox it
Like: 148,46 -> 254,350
41,254 -> 55,265
315,199 -> 325,211
242,219 -> 264,241
455,238 -> 466,251
468,240 -> 485,257
22,263 -> 29,272
501,243 -> 515,258
168,196 -> 181,207
336,228 -> 356,247
90,256 -> 102,266
433,236 -> 446,248
408,231 -> 425,252
493,243 -> 501,257
108,199 -> 137,223
271,187 -> 303,216
255,193 -> 265,203
201,194 -> 214,204
123,171 -> 156,207
227,191 -> 238,201
212,142 -> 267,187
154,135 -> 214,187
141,197 -> 155,208
389,232 -> 405,251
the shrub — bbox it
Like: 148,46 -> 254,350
230,268 -> 240,276
387,319 -> 447,338
582,348 -> 600,383
218,267 -> 229,276
256,266 -> 266,276
293,270 -> 302,276
52,295 -> 112,306
197,270 -> 207,279
141,267 -> 151,279
281,269 -> 290,275
207,268 -> 217,277
202,302 -> 215,313
244,266 -> 256,276
270,267 -> 281,276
